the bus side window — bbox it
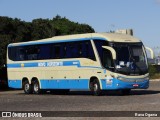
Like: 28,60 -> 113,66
88,41 -> 96,61
82,42 -> 88,58
8,47 -> 17,61
81,41 -> 96,61
19,48 -> 26,61
54,45 -> 61,59
65,43 -> 73,58
38,44 -> 51,59
64,42 -> 78,58
94,40 -> 109,62
72,43 -> 79,58
78,42 -> 83,57
63,43 -> 67,58
26,46 -> 39,60
60,43 -> 65,58
52,43 -> 66,59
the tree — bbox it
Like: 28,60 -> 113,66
0,15 -> 95,70
31,18 -> 56,40
52,16 -> 95,35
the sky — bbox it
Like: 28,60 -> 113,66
0,0 -> 160,55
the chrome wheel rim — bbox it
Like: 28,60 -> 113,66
34,83 -> 39,92
93,83 -> 98,92
25,83 -> 29,92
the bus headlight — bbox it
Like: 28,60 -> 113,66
117,76 -> 125,81
144,76 -> 149,80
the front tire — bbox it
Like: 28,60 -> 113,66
23,80 -> 32,94
90,79 -> 101,96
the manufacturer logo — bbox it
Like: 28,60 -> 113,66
2,112 -> 11,117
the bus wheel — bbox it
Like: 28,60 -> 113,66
33,81 -> 41,94
23,81 -> 32,94
121,89 -> 131,95
90,79 -> 101,96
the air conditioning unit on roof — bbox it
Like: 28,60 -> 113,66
115,29 -> 133,36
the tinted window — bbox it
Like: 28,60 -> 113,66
26,46 -> 39,60
94,40 -> 108,62
8,47 -> 16,61
8,40 -> 96,61
17,47 -> 26,61
38,44 -> 51,59
54,44 -> 61,59
64,41 -> 96,61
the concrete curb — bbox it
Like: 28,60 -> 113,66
150,79 -> 160,81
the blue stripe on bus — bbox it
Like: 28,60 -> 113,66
8,78 -> 149,90
8,80 -> 22,89
40,79 -> 89,89
7,60 -> 102,69
8,37 -> 107,47
7,60 -> 80,68
8,62 -> 38,68
8,79 -> 89,89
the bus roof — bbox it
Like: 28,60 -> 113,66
8,33 -> 141,47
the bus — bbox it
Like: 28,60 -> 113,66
7,33 -> 150,95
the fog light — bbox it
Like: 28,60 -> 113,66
117,76 -> 125,81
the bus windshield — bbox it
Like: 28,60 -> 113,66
111,42 -> 148,75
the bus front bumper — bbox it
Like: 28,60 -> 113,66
101,78 -> 149,90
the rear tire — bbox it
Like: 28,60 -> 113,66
23,80 -> 32,94
32,80 -> 41,94
90,79 -> 101,96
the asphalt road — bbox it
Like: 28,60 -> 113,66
0,81 -> 160,120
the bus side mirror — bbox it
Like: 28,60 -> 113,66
102,46 -> 116,60
145,47 -> 155,59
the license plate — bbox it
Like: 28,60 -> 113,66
133,84 -> 139,87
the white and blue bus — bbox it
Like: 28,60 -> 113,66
7,33 -> 149,95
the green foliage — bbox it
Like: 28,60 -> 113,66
0,16 -> 95,69
148,64 -> 159,79
52,15 -> 94,35
31,18 -> 55,40
148,64 -> 160,79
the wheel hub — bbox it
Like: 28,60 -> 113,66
25,84 -> 29,92
34,83 -> 39,92
93,84 -> 98,91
